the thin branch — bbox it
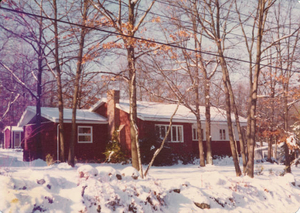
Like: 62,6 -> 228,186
0,62 -> 37,99
0,93 -> 21,122
144,100 -> 181,177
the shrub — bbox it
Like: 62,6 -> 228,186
45,154 -> 54,166
103,131 -> 128,163
140,133 -> 182,166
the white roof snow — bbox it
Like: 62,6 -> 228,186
17,106 -> 108,127
2,126 -> 24,132
91,98 -> 247,124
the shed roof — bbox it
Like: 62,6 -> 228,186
17,106 -> 108,127
2,126 -> 24,133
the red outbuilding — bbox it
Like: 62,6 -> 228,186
2,126 -> 24,149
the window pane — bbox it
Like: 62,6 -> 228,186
155,126 -> 160,138
193,128 -> 196,140
178,126 -> 182,142
79,135 -> 91,142
78,126 -> 92,143
161,126 -> 166,138
79,127 -> 91,134
172,126 -> 177,141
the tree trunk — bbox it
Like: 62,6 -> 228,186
215,1 -> 241,176
204,81 -> 212,165
36,3 -> 43,160
53,0 -> 65,162
127,1 -> 143,175
246,0 -> 268,178
127,46 -> 142,174
68,0 -> 88,167
192,3 -> 205,166
220,61 -> 241,176
267,136 -> 272,161
283,84 -> 291,173
275,136 -> 278,160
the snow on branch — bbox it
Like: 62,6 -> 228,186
287,99 -> 300,106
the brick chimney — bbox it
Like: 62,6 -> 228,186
107,90 -> 120,137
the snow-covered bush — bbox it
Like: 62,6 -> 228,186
77,165 -> 98,179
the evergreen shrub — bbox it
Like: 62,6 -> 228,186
103,131 -> 128,163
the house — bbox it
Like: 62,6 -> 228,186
17,90 -> 247,162
2,126 -> 24,149
90,90 -> 247,158
17,106 -> 108,162
254,142 -> 283,162
254,134 -> 300,162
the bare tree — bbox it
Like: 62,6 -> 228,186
89,0 -> 156,176
234,0 -> 300,177
195,0 -> 242,176
0,0 -> 53,159
68,0 -> 90,167
270,1 -> 300,173
51,0 -> 66,162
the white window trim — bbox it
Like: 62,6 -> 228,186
192,126 -> 204,141
220,129 -> 226,140
78,126 -> 93,143
155,124 -> 184,143
192,127 -> 197,141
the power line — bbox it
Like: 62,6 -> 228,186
104,0 -> 300,54
105,0 -> 256,42
156,0 -> 300,34
0,6 -> 300,74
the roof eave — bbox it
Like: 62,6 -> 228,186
89,99 -> 107,112
52,118 -> 108,124
140,116 -> 247,125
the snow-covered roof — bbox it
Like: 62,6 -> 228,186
17,106 -> 108,127
2,126 -> 24,133
254,143 -> 284,151
90,98 -> 247,124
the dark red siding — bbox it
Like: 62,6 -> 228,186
119,109 -> 131,156
23,122 -> 108,162
94,103 -> 108,117
4,128 -> 11,149
139,121 -> 194,154
95,100 -> 236,158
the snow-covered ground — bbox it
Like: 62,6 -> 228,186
0,149 -> 300,213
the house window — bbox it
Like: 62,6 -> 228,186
155,124 -> 183,143
220,129 -> 226,140
78,126 -> 93,143
192,127 -> 204,141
